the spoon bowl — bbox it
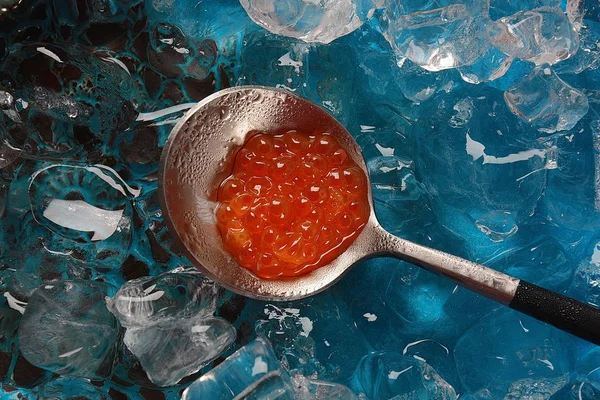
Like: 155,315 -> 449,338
159,86 -> 379,300
160,86 -> 600,345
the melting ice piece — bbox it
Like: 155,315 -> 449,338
504,67 -> 589,133
106,269 -> 219,328
123,316 -> 235,386
182,338 -> 295,399
454,309 -> 570,399
351,351 -> 457,399
239,0 -> 376,44
18,281 -> 120,379
489,7 -> 579,66
383,3 -> 489,71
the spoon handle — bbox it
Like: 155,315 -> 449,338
372,226 -> 600,345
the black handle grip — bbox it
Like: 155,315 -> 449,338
509,280 -> 600,346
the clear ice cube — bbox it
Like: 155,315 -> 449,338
182,338 -> 295,400
0,43 -> 137,158
252,291 -> 370,382
123,315 -> 235,386
489,7 -> 579,66
458,46 -> 514,84
504,67 -> 589,133
239,0 -> 377,44
382,3 -> 489,71
106,268 -> 219,328
18,280 -> 120,379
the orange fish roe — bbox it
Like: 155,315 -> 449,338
215,130 -> 370,278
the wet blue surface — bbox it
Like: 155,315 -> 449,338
0,0 -> 600,399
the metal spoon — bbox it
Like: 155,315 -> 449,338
159,86 -> 600,345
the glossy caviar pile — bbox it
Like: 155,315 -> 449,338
216,131 -> 370,278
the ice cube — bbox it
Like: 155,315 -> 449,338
239,0 -> 376,44
393,60 -> 457,103
504,67 -> 589,133
489,7 -> 579,66
123,315 -> 235,386
368,156 -> 435,239
238,29 -> 357,125
454,309 -> 570,399
416,90 -> 548,257
382,3 -> 489,71
182,338 -> 295,400
106,268 -> 219,328
351,351 -> 457,399
18,280 -> 120,379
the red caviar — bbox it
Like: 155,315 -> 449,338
216,131 -> 370,278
